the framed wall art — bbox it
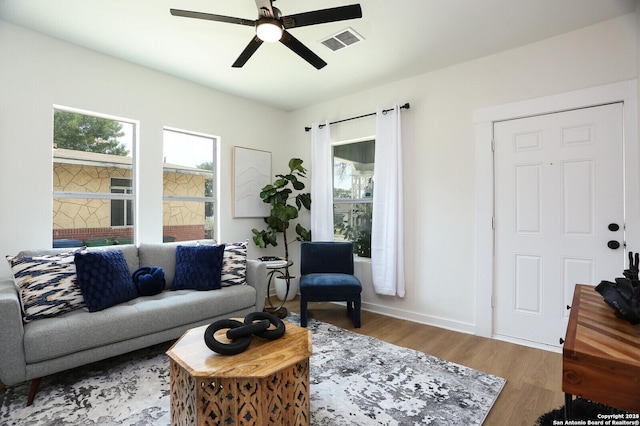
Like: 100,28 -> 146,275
233,146 -> 271,218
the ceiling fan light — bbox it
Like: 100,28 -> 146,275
256,20 -> 283,42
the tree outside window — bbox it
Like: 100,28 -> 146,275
53,111 -> 128,155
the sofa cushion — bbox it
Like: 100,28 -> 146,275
221,241 -> 248,286
5,251 -> 85,321
74,251 -> 138,312
299,273 -> 362,297
172,244 -> 225,291
23,285 -> 257,364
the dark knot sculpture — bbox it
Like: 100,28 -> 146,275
203,312 -> 286,355
595,251 -> 640,325
131,266 -> 165,296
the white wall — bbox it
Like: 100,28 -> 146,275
0,20 -> 290,279
288,12 -> 638,332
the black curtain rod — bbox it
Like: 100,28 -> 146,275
304,102 -> 410,132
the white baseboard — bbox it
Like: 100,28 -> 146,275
308,300 -> 476,335
360,301 -> 476,335
492,334 -> 563,354
316,300 -> 562,353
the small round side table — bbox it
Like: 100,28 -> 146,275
263,259 -> 294,318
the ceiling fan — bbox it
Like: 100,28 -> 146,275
170,0 -> 362,70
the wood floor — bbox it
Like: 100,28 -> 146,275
280,298 -> 564,425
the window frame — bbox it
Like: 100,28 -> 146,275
52,105 -> 137,245
332,137 -> 375,258
110,177 -> 133,227
162,127 -> 219,242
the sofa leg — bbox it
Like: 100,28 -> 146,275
27,377 -> 42,406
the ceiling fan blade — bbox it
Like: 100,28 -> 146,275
232,36 -> 264,68
280,30 -> 327,70
170,9 -> 255,27
254,0 -> 274,18
282,4 -> 362,29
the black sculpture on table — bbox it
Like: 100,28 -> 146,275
203,312 -> 286,355
595,251 -> 640,324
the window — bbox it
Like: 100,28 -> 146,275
52,108 -> 135,247
333,139 -> 374,258
162,128 -> 217,243
110,178 -> 133,227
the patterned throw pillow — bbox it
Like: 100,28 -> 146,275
6,252 -> 86,322
221,241 -> 248,286
172,244 -> 225,291
74,250 -> 138,312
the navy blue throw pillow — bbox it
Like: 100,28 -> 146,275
172,244 -> 225,291
74,250 -> 138,312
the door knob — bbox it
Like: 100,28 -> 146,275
608,240 -> 621,249
608,223 -> 620,232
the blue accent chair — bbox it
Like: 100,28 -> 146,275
299,242 -> 362,328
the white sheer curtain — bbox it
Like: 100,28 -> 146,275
371,104 -> 405,297
310,121 -> 334,241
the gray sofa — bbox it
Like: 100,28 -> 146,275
0,242 -> 266,404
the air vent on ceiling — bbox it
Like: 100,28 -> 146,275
320,27 -> 363,52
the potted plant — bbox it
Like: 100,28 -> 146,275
252,158 -> 311,301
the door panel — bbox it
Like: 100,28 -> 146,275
562,257 -> 594,320
563,160 -> 595,235
514,254 -> 542,314
515,164 -> 542,234
494,103 -> 624,347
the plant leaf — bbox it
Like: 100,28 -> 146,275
296,224 -> 311,241
289,158 -> 307,176
297,193 -> 311,210
251,229 -> 266,248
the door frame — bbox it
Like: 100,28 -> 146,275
473,80 -> 638,342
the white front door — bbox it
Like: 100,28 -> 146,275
493,103 -> 625,348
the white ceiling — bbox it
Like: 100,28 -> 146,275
0,0 -> 636,111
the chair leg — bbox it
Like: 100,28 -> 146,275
27,377 -> 42,406
300,296 -> 308,327
353,299 -> 361,328
346,300 -> 353,316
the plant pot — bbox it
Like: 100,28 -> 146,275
274,275 -> 299,301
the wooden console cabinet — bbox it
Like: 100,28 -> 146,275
563,284 -> 640,414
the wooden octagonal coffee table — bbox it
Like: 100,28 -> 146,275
167,319 -> 312,426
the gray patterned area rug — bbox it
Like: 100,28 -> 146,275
0,314 -> 505,425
